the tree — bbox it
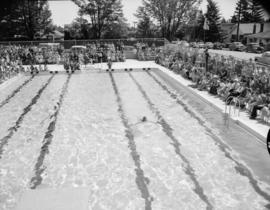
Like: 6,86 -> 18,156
231,0 -> 251,23
102,17 -> 128,38
221,18 -> 227,23
231,15 -> 238,23
0,0 -> 20,22
205,0 -> 221,42
135,6 -> 157,38
72,0 -> 124,39
64,17 -> 90,39
141,0 -> 201,41
231,0 -> 264,23
0,0 -> 53,40
180,9 -> 203,41
248,0 -> 264,22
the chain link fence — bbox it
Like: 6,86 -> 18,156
0,38 -> 167,49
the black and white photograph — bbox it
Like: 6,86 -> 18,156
0,0 -> 270,209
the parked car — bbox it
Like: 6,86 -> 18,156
229,42 -> 246,51
255,51 -> 270,65
213,42 -> 223,50
263,43 -> 270,52
205,42 -> 214,49
198,42 -> 205,49
246,43 -> 264,53
223,42 -> 231,48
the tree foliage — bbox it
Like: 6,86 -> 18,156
205,0 -> 221,42
141,0 -> 201,40
249,0 -> 264,22
0,0 -> 20,22
102,17 -> 128,39
231,0 -> 264,23
135,6 -> 158,38
0,0 -> 53,40
72,0 -> 125,39
64,17 -> 90,40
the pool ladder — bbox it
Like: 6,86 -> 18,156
225,96 -> 240,117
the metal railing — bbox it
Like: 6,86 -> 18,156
0,38 -> 167,49
225,96 -> 241,117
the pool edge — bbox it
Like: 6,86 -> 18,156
154,65 -> 267,143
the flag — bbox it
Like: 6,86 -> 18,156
203,17 -> 209,30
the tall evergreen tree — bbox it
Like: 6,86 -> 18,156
231,15 -> 238,23
248,0 -> 264,22
205,0 -> 221,42
231,0 -> 251,23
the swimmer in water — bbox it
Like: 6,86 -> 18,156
141,116 -> 147,122
131,116 -> 158,126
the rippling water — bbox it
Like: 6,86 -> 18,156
0,70 -> 269,210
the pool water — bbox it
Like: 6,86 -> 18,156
0,69 -> 270,210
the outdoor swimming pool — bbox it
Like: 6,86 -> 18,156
0,67 -> 270,210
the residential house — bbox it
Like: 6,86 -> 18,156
221,22 -> 270,44
246,31 -> 270,45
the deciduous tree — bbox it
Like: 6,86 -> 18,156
0,0 -> 53,40
135,6 -> 157,38
72,0 -> 124,39
141,0 -> 201,40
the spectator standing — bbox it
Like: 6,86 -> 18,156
204,48 -> 210,72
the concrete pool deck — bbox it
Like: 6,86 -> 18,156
94,59 -> 269,142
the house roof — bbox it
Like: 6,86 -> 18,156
53,30 -> 64,38
42,30 -> 64,39
247,30 -> 270,39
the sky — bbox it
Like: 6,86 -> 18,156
49,0 -> 239,27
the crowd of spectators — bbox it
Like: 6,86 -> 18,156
62,42 -> 126,71
135,42 -> 159,61
0,45 -> 26,84
0,44 -> 66,82
156,46 -> 270,123
0,42 -> 127,79
85,42 -> 125,63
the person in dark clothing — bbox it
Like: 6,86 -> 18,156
250,95 -> 269,119
220,68 -> 228,80
267,129 -> 270,155
205,48 -> 210,72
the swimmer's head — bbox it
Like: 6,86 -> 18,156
141,116 -> 147,122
